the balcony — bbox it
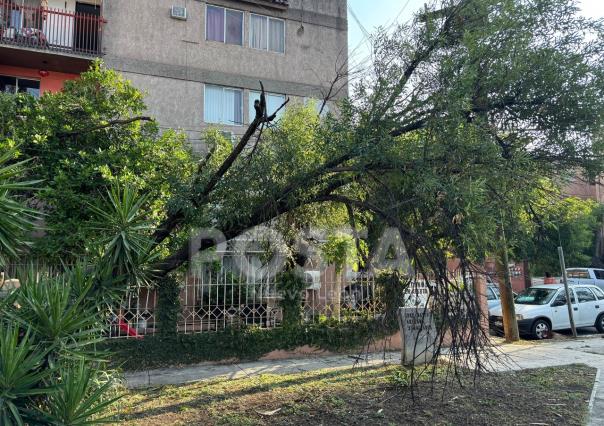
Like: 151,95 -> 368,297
1,1 -> 103,73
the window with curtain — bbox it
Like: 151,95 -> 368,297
268,18 -> 285,53
206,5 -> 243,46
249,14 -> 267,50
206,5 -> 224,42
248,91 -> 286,123
204,85 -> 243,125
250,14 -> 285,53
0,76 -> 40,98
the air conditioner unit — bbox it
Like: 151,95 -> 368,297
170,5 -> 187,20
304,271 -> 321,290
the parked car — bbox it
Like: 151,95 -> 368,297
486,278 -> 518,314
486,282 -> 502,311
566,268 -> 604,291
489,284 -> 604,339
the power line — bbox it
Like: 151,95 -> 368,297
385,0 -> 413,30
348,0 -> 416,70
349,6 -> 372,41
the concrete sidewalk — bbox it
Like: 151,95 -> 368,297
124,350 -> 403,388
124,336 -> 604,424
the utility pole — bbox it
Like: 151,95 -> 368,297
496,222 -> 519,342
558,246 -> 577,338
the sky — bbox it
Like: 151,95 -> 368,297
348,0 -> 604,69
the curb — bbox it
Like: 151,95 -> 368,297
588,367 -> 601,425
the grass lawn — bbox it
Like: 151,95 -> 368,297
113,363 -> 595,425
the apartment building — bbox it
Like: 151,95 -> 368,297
0,0 -> 102,94
1,0 -> 348,145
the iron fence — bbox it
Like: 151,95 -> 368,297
107,255 -> 382,339
1,259 -> 383,339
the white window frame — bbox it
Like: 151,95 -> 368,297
249,13 -> 285,53
204,84 -> 244,126
248,90 -> 286,123
205,4 -> 244,46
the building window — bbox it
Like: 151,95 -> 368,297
204,84 -> 243,125
206,5 -> 243,46
0,75 -> 40,98
248,91 -> 285,123
304,97 -> 329,116
250,14 -> 285,53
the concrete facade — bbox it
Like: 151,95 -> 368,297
564,174 -> 604,203
101,0 -> 348,145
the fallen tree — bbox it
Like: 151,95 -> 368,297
3,0 -> 604,381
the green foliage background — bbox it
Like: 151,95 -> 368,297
0,62 -> 195,262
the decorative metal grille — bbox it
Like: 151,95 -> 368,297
107,255 -> 382,339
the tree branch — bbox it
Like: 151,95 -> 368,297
151,82 -> 286,246
58,116 -> 153,137
152,167 -> 359,276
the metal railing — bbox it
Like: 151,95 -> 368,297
0,1 -> 103,56
107,257 -> 383,339
1,260 -> 383,339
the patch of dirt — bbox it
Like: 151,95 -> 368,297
115,364 -> 596,426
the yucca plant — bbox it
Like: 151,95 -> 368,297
0,326 -> 53,426
60,261 -> 124,313
0,149 -> 42,267
0,269 -> 122,425
40,362 -> 121,426
8,274 -> 106,367
87,185 -> 158,288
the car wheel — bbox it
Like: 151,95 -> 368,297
596,314 -> 604,333
532,319 -> 551,340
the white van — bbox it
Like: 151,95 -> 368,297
489,284 -> 604,339
566,268 -> 604,291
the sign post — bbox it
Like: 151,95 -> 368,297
558,246 -> 577,338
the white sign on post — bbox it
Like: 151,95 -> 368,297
398,306 -> 437,366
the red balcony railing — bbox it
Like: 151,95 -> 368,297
0,1 -> 104,56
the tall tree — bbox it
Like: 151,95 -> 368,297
146,0 -> 604,278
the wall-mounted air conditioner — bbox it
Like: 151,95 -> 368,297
170,5 -> 187,20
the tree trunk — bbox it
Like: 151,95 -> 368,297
495,223 -> 519,342
332,270 -> 342,320
472,271 -> 489,333
522,259 -> 532,291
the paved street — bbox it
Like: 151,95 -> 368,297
125,335 -> 604,424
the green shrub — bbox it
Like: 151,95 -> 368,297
104,317 -> 397,371
277,270 -> 307,329
0,268 -> 122,425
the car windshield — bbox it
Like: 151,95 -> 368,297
515,288 -> 557,305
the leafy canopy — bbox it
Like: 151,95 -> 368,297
0,62 -> 195,262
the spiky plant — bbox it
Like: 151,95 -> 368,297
0,149 -> 42,267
